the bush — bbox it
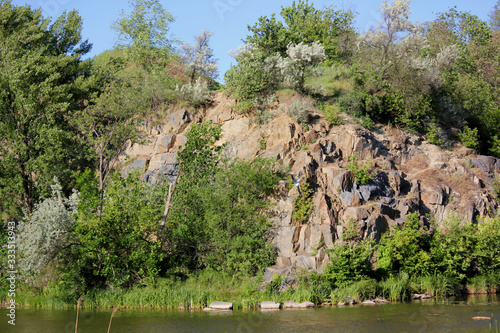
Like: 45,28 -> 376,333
167,122 -> 280,276
323,240 -> 374,288
287,98 -> 313,125
426,122 -> 443,146
175,78 -> 212,107
317,101 -> 343,126
457,126 -> 479,149
345,153 -> 373,185
18,179 -> 79,276
377,212 -> 434,277
292,179 -> 314,223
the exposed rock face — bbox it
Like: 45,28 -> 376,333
122,93 -> 500,272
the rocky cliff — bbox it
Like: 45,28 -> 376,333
122,92 -> 500,273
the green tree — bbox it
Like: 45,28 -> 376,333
0,2 -> 92,217
166,122 -> 280,275
224,45 -> 282,105
431,216 -> 478,281
71,59 -> 147,215
246,0 -> 355,61
112,0 -> 174,66
64,171 -> 166,290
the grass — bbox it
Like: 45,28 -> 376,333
8,269 -> 500,310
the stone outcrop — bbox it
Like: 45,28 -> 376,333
122,92 -> 500,274
205,301 -> 233,310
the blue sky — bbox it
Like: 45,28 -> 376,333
11,0 -> 497,81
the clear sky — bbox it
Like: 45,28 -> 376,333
11,0 -> 498,82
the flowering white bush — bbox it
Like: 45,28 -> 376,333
175,78 -> 212,107
18,179 -> 79,275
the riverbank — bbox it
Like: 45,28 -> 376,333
3,269 -> 500,310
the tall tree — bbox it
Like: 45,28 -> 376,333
181,29 -> 218,83
112,0 -> 175,67
490,1 -> 500,31
245,0 -> 355,61
0,1 -> 92,217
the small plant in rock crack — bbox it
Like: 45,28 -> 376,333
293,178 -> 314,223
346,153 -> 373,185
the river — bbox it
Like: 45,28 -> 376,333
1,295 -> 499,332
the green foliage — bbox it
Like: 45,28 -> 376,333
65,170 -> 167,291
343,218 -> 360,242
323,240 -> 374,288
430,215 -> 478,281
345,153 -> 373,185
377,212 -> 433,277
457,126 -> 479,149
224,46 -> 281,103
426,122 -> 444,146
292,179 -> 314,223
317,101 -> 343,125
490,135 -> 500,158
259,138 -> 267,150
167,122 -> 279,276
0,2 -> 93,216
112,0 -> 174,65
245,0 -> 355,61
378,272 -> 412,301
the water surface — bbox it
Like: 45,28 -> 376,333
1,295 -> 499,332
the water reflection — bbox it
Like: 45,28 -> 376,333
1,296 -> 499,333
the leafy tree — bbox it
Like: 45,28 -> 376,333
64,171 -> 167,290
490,0 -> 500,31
166,122 -> 279,275
224,44 -> 282,105
201,159 -> 279,275
112,0 -> 174,66
429,8 -> 500,155
431,216 -> 478,281
182,29 -> 218,83
0,2 -> 92,217
245,14 -> 288,56
245,0 -> 355,61
165,122 -> 223,269
71,59 -> 147,215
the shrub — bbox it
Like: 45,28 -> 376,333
280,41 -> 326,92
323,240 -> 374,288
457,126 -> 479,149
426,122 -> 443,146
377,212 -> 434,277
287,98 -> 313,125
292,179 -> 314,223
317,101 -> 343,126
175,78 -> 212,107
18,178 -> 79,277
345,153 -> 373,185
